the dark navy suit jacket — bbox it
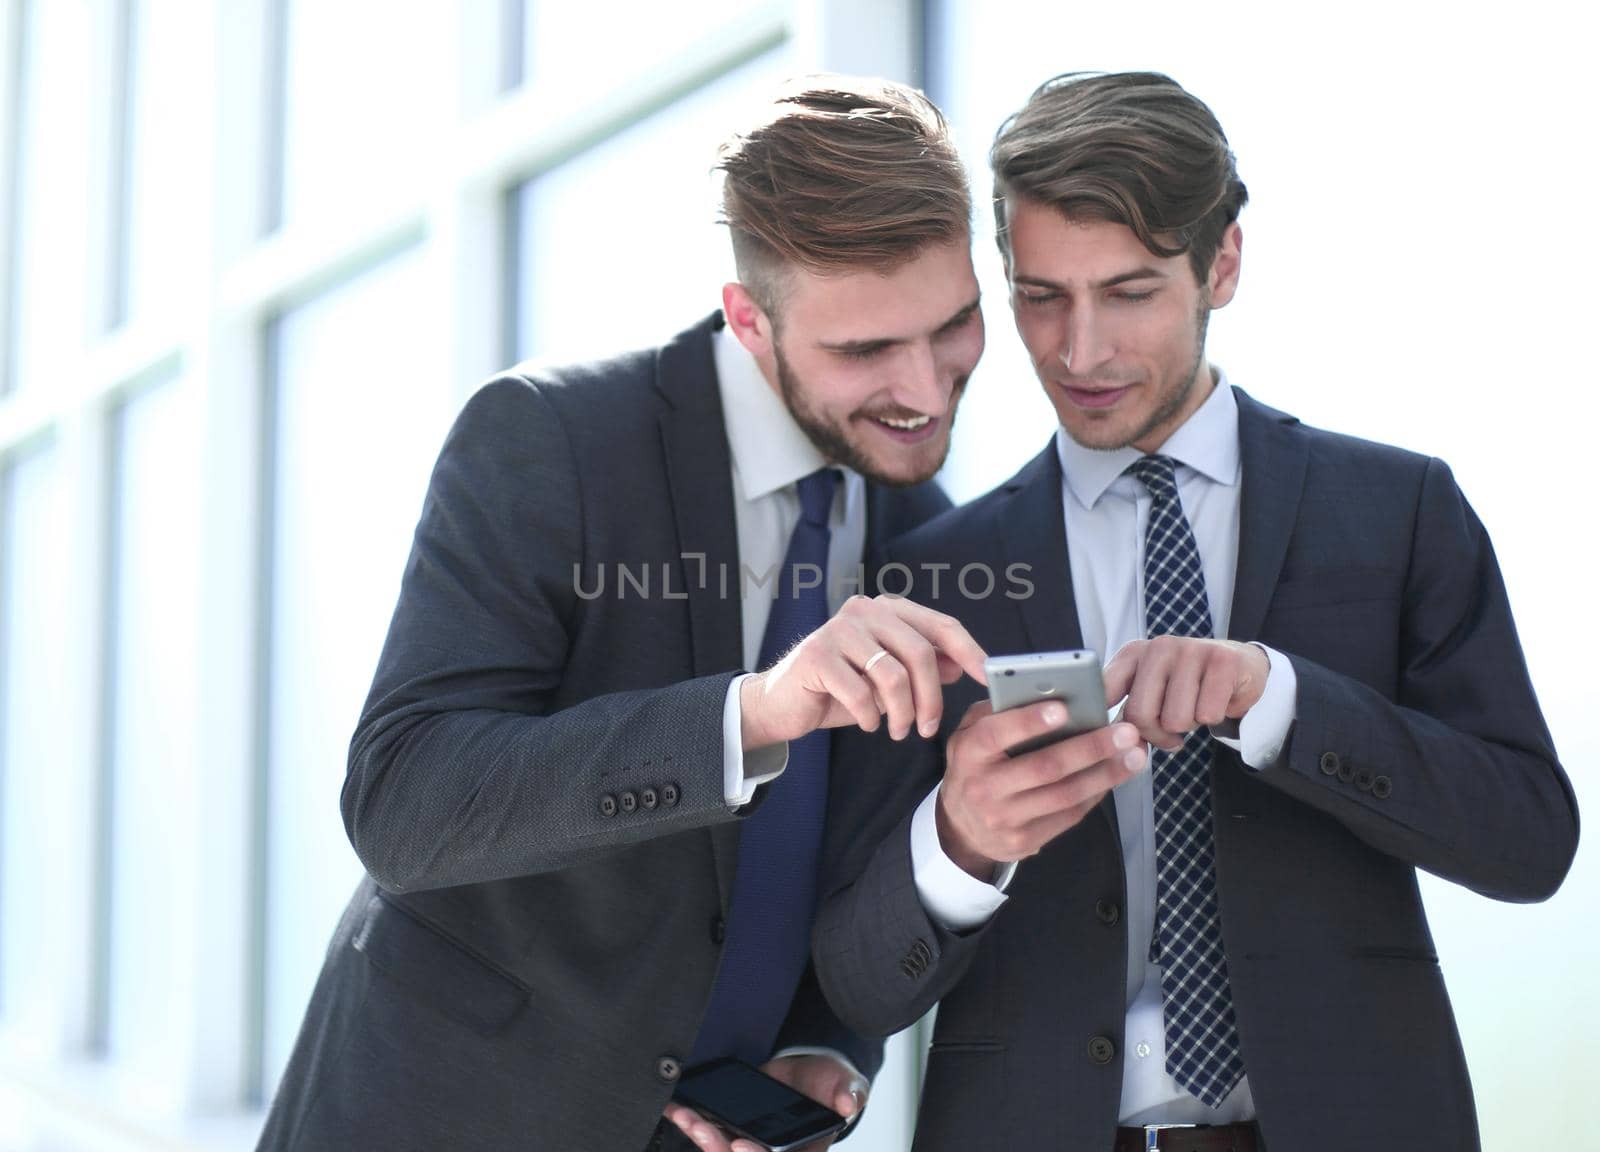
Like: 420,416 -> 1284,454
814,388 -> 1578,1152
257,314 -> 949,1152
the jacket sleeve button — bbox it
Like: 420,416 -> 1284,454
1319,751 -> 1342,776
599,794 -> 618,818
655,1056 -> 682,1083
661,783 -> 681,807
641,787 -> 659,810
620,791 -> 638,814
1372,775 -> 1393,799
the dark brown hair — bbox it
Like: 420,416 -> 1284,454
991,72 -> 1247,284
717,75 -> 971,315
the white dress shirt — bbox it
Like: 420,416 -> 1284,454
712,324 -> 868,800
910,373 -> 1298,1124
711,324 -> 869,1083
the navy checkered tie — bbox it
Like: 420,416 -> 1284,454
1126,455 -> 1244,1107
691,468 -> 838,1066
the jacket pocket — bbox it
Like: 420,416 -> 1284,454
353,894 -> 529,1035
926,1037 -> 1005,1054
1268,566 -> 1400,610
1351,944 -> 1440,964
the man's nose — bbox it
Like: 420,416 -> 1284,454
891,342 -> 950,416
1059,308 -> 1114,375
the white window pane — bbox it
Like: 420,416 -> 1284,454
8,0 -> 92,392
123,0 -> 208,322
519,0 -> 762,95
513,47 -> 792,363
263,246 -> 452,1095
103,378 -> 200,1078
0,444 -> 66,1027
277,0 -> 453,230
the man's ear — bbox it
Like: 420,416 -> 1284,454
1206,222 -> 1243,309
722,282 -> 774,359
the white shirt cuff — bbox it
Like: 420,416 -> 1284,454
910,784 -> 1012,931
724,673 -> 788,806
1214,643 -> 1296,769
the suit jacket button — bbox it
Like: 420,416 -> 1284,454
641,787 -> 659,810
1372,775 -> 1393,799
661,783 -> 681,807
1087,1035 -> 1117,1065
1355,767 -> 1375,791
1337,759 -> 1356,784
710,915 -> 726,945
620,790 -> 638,814
1319,751 -> 1341,776
1094,899 -> 1120,926
599,794 -> 618,818
655,1056 -> 682,1083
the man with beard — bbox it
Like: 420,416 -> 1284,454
257,76 -> 997,1152
813,71 -> 1577,1152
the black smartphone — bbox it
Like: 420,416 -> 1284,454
671,1057 -> 848,1152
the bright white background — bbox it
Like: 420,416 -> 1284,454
0,2 -> 1593,1150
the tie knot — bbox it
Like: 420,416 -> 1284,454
795,468 -> 839,528
1125,454 -> 1180,502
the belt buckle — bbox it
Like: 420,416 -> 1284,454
1143,1123 -> 1197,1151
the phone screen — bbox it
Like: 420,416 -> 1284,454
672,1059 -> 846,1151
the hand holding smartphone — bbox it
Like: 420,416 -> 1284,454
670,1057 -> 848,1152
985,649 -> 1110,756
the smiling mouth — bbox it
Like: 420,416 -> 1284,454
863,411 -> 941,444
875,414 -> 932,431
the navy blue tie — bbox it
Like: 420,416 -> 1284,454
692,468 -> 839,1066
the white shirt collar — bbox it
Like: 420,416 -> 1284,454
1055,367 -> 1242,509
714,323 -> 855,502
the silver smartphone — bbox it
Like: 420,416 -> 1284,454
985,649 -> 1109,756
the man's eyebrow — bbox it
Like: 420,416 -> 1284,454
935,296 -> 983,332
818,293 -> 982,353
819,335 -> 893,355
1012,268 -> 1170,290
1094,267 -> 1169,290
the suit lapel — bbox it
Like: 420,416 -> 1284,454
655,315 -> 745,910
1227,387 -> 1308,643
1000,444 -> 1085,655
996,442 -> 1119,845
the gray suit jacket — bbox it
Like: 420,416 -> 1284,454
257,314 -> 949,1151
813,388 -> 1578,1152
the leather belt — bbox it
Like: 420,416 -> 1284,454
1113,1122 -> 1260,1152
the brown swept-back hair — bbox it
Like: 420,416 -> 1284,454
991,71 -> 1248,285
717,75 -> 971,317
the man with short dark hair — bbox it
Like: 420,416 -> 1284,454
256,76 -> 991,1152
814,71 -> 1578,1152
